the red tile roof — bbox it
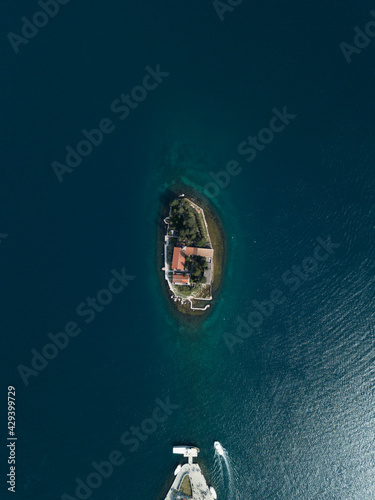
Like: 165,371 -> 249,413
172,246 -> 214,271
184,247 -> 214,258
172,247 -> 185,271
172,274 -> 190,285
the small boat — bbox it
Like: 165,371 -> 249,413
214,441 -> 224,456
210,486 -> 217,499
174,464 -> 181,476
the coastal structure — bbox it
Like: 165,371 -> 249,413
163,196 -> 214,311
172,246 -> 214,272
164,446 -> 217,500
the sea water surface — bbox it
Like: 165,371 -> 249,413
1,1 -> 375,499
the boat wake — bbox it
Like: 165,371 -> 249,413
213,442 -> 235,499
213,451 -> 224,482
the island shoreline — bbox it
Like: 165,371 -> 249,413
156,184 -> 226,321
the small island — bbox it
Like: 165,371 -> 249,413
162,195 -> 216,312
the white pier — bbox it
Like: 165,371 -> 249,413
164,446 -> 217,500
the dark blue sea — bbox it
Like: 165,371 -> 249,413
1,1 -> 375,499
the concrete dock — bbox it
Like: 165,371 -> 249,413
164,446 -> 217,500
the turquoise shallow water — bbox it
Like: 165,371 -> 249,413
1,1 -> 375,499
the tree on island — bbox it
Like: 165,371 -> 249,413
190,256 -> 208,283
169,198 -> 202,246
